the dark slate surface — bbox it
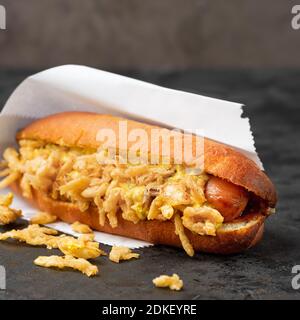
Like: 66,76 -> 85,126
0,69 -> 299,300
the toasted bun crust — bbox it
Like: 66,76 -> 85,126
11,182 -> 265,254
17,112 -> 277,207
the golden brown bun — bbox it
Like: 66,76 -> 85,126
11,182 -> 265,254
17,112 -> 277,207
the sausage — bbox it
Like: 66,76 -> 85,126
205,176 -> 249,222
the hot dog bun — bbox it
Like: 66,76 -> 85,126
13,112 -> 277,254
11,182 -> 266,254
17,112 -> 277,207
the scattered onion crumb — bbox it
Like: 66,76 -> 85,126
57,235 -> 106,259
71,221 -> 93,234
34,255 -> 98,277
109,246 -> 139,263
0,193 -> 22,225
30,211 -> 57,225
153,273 -> 183,291
0,224 -> 59,248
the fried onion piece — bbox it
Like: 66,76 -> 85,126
153,273 -> 183,291
0,168 -> 10,177
30,211 -> 57,225
71,221 -> 93,234
0,172 -> 21,189
109,246 -> 139,263
0,193 -> 13,207
0,160 -> 7,169
160,204 -> 174,220
94,196 -> 106,227
0,193 -> 22,225
103,188 -> 123,228
182,206 -> 223,236
34,255 -> 98,277
147,197 -> 163,220
174,213 -> 194,257
0,206 -> 22,225
57,235 -> 106,259
79,233 -> 95,241
0,224 -> 59,249
3,148 -> 20,169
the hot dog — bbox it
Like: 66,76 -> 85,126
205,176 -> 249,222
0,112 -> 277,255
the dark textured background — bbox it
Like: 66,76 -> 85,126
0,70 -> 299,300
0,0 -> 300,69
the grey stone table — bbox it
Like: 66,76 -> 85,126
0,70 -> 299,300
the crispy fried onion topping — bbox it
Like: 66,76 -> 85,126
0,224 -> 59,248
30,211 -> 57,225
182,206 -> 224,236
71,221 -> 93,234
153,273 -> 183,291
34,255 -> 98,277
0,140 -> 226,255
174,213 -> 194,257
109,246 -> 139,263
0,193 -> 22,225
0,223 -> 104,276
58,235 -> 106,259
0,224 -> 106,259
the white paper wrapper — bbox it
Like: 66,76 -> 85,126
0,65 -> 262,248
